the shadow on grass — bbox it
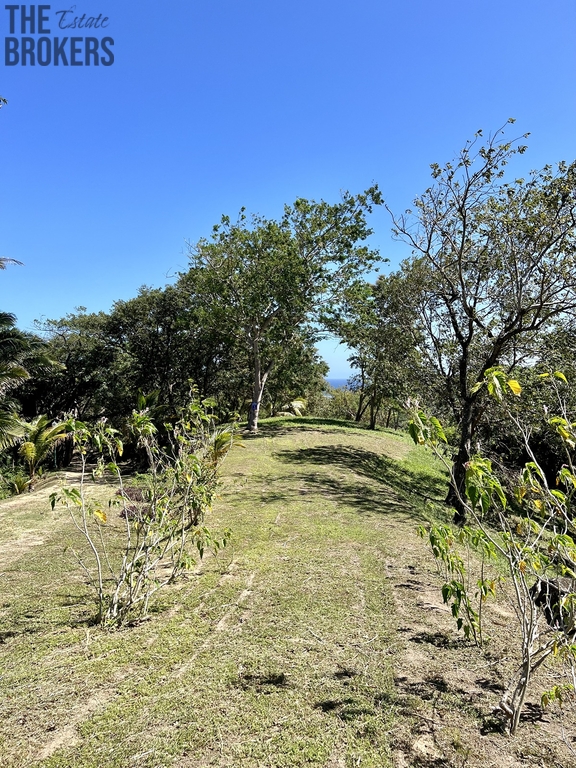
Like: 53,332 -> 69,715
287,471 -> 415,516
276,444 -> 447,511
234,671 -> 290,692
243,417 -> 398,439
314,698 -> 375,721
409,631 -> 461,650
225,468 -> 409,516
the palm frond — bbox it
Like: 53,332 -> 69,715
0,410 -> 25,450
0,257 -> 22,269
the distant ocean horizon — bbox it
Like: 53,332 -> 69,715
326,377 -> 350,389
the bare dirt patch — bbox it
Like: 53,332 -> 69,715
34,689 -> 115,763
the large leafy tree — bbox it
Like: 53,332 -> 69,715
28,290 -> 249,423
21,311 -> 119,422
182,188 -> 382,431
390,122 -> 576,523
106,285 -> 247,415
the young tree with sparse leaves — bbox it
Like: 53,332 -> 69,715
390,121 -> 576,524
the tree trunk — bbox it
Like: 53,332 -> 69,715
369,397 -> 377,430
385,407 -> 392,428
248,371 -> 265,432
247,334 -> 271,433
355,391 -> 365,422
446,399 -> 474,526
248,395 -> 262,432
354,368 -> 367,422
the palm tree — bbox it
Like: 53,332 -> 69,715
0,410 -> 24,450
0,312 -> 54,385
0,300 -> 59,449
0,311 -> 29,449
0,258 -> 32,449
18,415 -> 69,490
0,259 -> 61,453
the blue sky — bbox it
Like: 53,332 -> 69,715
1,0 -> 575,376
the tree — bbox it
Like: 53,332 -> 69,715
390,121 -> 576,523
326,274 -> 425,429
182,188 -> 382,432
262,328 -> 329,417
105,285 -> 247,416
22,311 -> 118,422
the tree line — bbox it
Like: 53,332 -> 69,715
1,121 -> 576,515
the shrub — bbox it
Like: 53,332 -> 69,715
50,398 -> 237,627
408,369 -> 576,734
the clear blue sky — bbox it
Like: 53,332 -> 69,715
1,0 -> 575,376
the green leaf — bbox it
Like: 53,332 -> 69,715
429,417 -> 447,443
408,421 -> 421,445
550,490 -> 566,504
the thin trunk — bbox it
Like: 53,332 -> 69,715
369,392 -> 382,430
355,391 -> 366,422
446,330 -> 476,525
247,334 -> 271,433
369,397 -> 377,430
447,398 -> 474,526
354,368 -> 367,422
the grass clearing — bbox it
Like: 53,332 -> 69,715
1,418 -> 575,767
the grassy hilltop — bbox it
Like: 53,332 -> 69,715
1,419 -> 574,767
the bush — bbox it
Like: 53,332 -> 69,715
50,398 -> 237,627
308,384 -> 360,421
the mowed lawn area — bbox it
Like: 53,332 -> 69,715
4,419 -> 572,768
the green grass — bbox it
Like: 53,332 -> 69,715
0,420 -> 449,768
